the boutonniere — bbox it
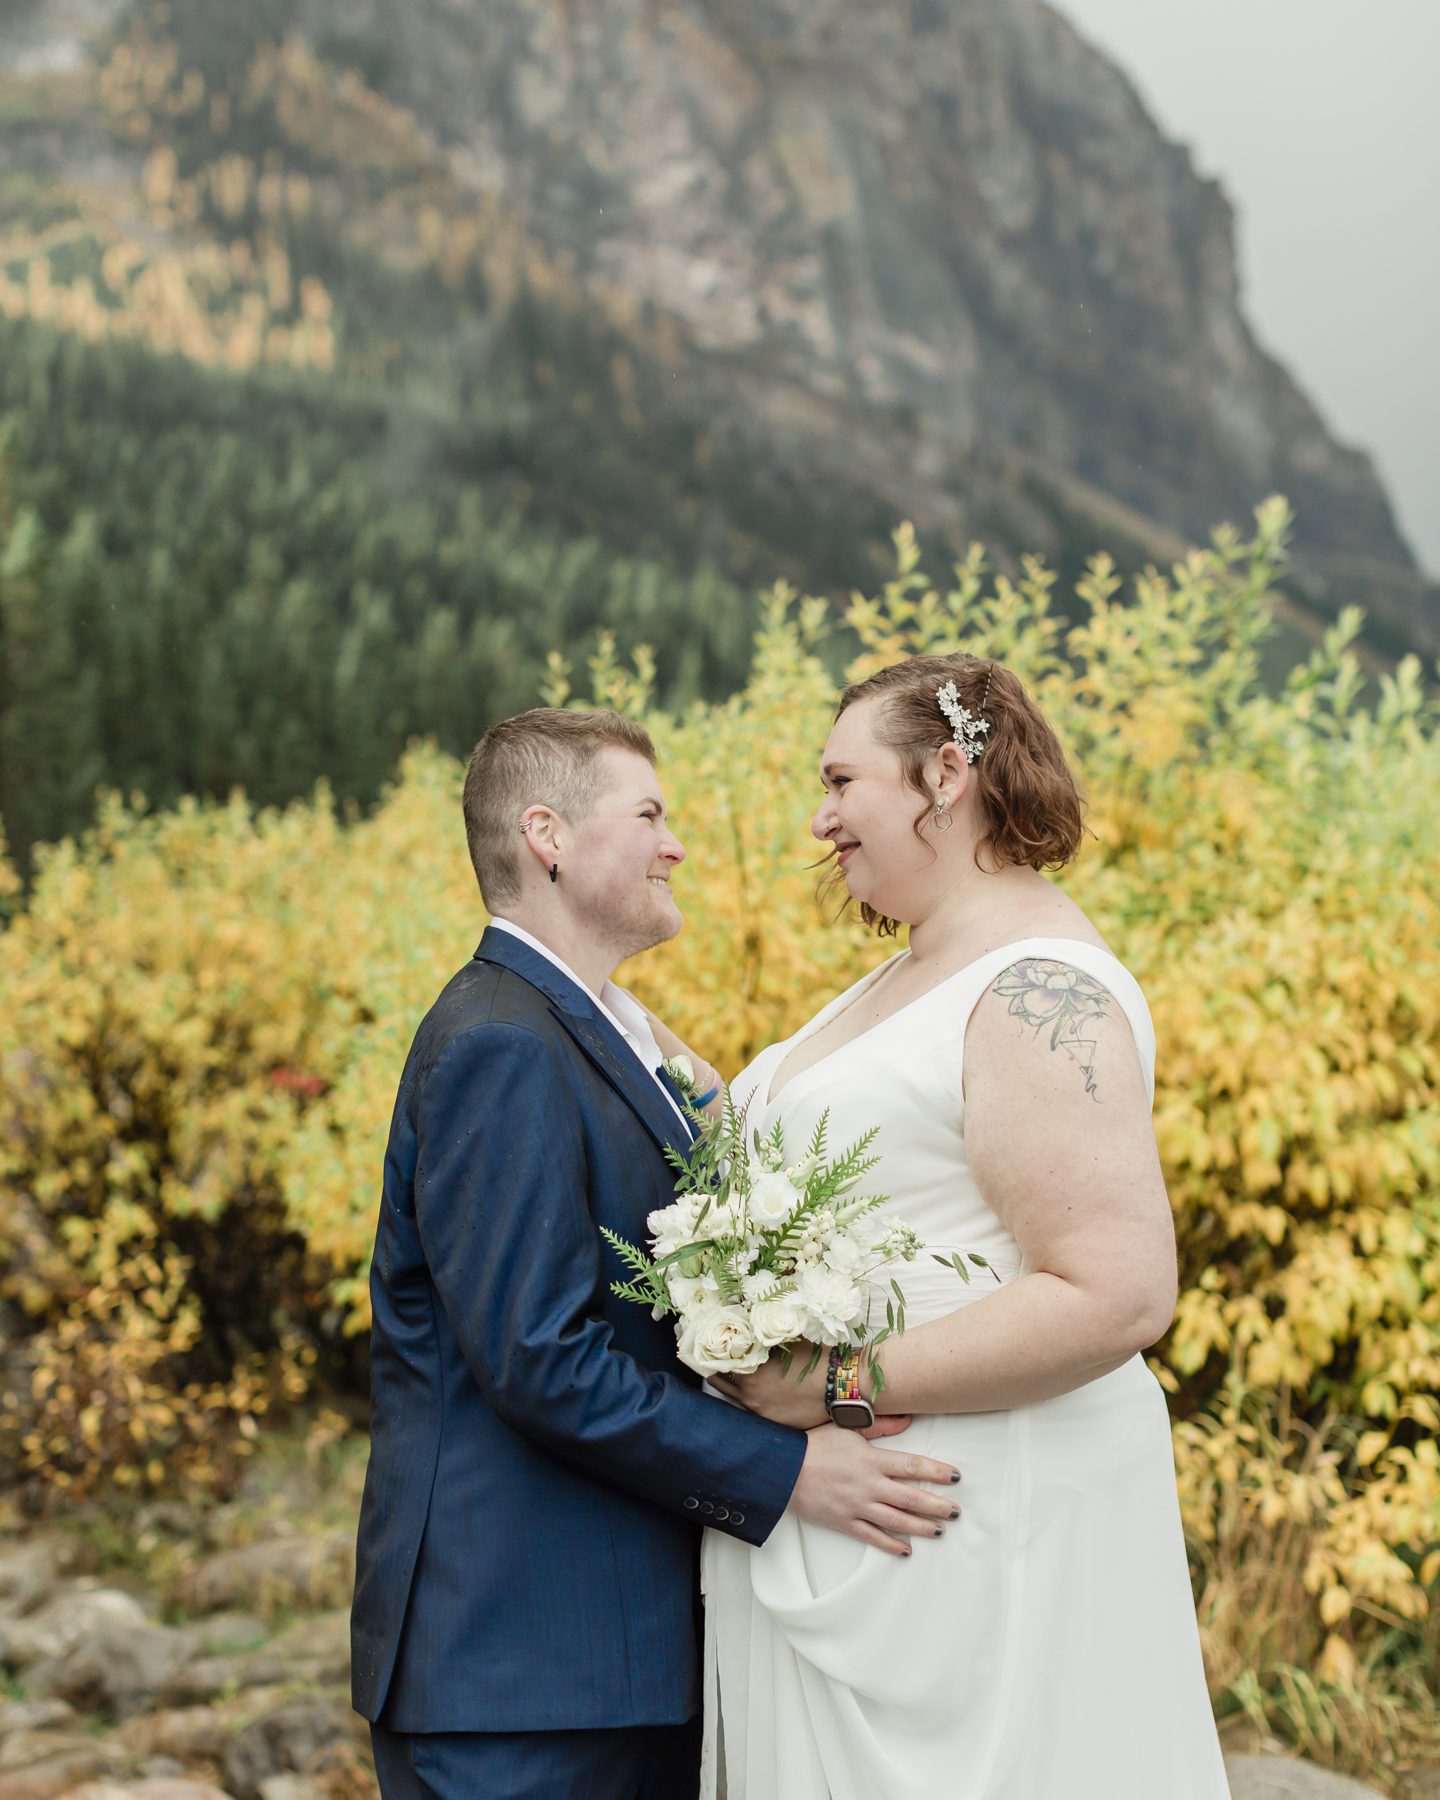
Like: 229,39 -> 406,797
662,1055 -> 699,1098
662,1055 -> 720,1110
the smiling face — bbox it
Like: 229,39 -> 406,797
551,747 -> 686,959
812,698 -> 965,925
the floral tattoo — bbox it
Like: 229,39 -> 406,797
992,959 -> 1112,1100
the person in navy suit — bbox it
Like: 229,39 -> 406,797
352,707 -> 961,1800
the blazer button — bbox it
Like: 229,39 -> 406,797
700,1502 -> 714,1515
683,1497 -> 699,1509
713,1507 -> 729,1522
731,1513 -> 745,1526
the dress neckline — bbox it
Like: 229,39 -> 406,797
763,934 -> 1120,1110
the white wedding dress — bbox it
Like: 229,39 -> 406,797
700,938 -> 1228,1800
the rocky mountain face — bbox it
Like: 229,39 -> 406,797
223,0 -> 1433,656
0,0 -> 1433,660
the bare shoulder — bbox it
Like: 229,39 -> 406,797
967,954 -> 1143,1109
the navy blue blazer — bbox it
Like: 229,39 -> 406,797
351,927 -> 807,1732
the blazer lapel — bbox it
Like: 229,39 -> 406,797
475,927 -> 696,1162
551,1009 -> 697,1163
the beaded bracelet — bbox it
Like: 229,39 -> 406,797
827,1345 -> 875,1430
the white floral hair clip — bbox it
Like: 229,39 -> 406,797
936,672 -> 992,763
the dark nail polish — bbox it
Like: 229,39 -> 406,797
933,1526 -> 943,1537
949,1508 -> 960,1519
902,1548 -> 911,1557
949,1472 -> 961,1484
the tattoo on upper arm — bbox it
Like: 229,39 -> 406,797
992,959 -> 1112,1100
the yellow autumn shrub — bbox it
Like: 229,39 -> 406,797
1,499 -> 1438,1757
0,764 -> 484,1492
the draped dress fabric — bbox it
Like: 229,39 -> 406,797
700,938 -> 1227,1800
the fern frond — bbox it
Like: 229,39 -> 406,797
599,1227 -> 658,1280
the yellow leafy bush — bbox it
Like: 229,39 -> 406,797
2,500 -> 1438,1761
0,769 -> 481,1491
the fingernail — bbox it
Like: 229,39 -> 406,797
949,1472 -> 961,1484
902,1548 -> 911,1557
949,1508 -> 960,1519
933,1526 -> 943,1537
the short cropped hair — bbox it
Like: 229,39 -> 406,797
834,654 -> 1085,934
462,708 -> 656,908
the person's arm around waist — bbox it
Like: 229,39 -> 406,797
415,1021 -> 960,1555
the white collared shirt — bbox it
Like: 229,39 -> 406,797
487,917 -> 689,1129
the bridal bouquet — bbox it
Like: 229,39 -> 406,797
602,1096 -> 924,1390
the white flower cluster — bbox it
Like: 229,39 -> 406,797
639,1136 -> 921,1380
936,678 -> 990,764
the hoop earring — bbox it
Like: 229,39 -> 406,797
933,804 -> 954,833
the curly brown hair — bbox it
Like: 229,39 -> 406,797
829,654 -> 1086,935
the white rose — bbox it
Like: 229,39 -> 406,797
823,1232 -> 868,1278
667,1270 -> 720,1318
841,1209 -> 881,1252
704,1200 -> 741,1238
647,1199 -> 699,1257
749,1292 -> 812,1348
748,1171 -> 801,1228
798,1264 -> 863,1342
677,1305 -> 770,1377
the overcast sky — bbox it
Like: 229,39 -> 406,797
1050,0 -> 1439,577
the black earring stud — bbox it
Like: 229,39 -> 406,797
549,864 -> 558,883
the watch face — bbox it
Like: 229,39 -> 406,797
831,1399 -> 875,1431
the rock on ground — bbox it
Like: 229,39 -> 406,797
0,1731 -> 110,1774
256,1780 -> 327,1800
0,1544 -> 92,1624
175,1539 -> 353,1618
0,1705 -> 75,1738
1226,1754 -> 1387,1799
223,1699 -> 366,1800
162,1612 -> 351,1708
64,1782 -> 230,1800
113,1690 -> 294,1766
0,1739 -> 126,1800
128,1781 -> 234,1800
41,1625 -> 194,1718
0,1589 -> 149,1669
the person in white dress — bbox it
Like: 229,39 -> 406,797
698,652 -> 1229,1800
